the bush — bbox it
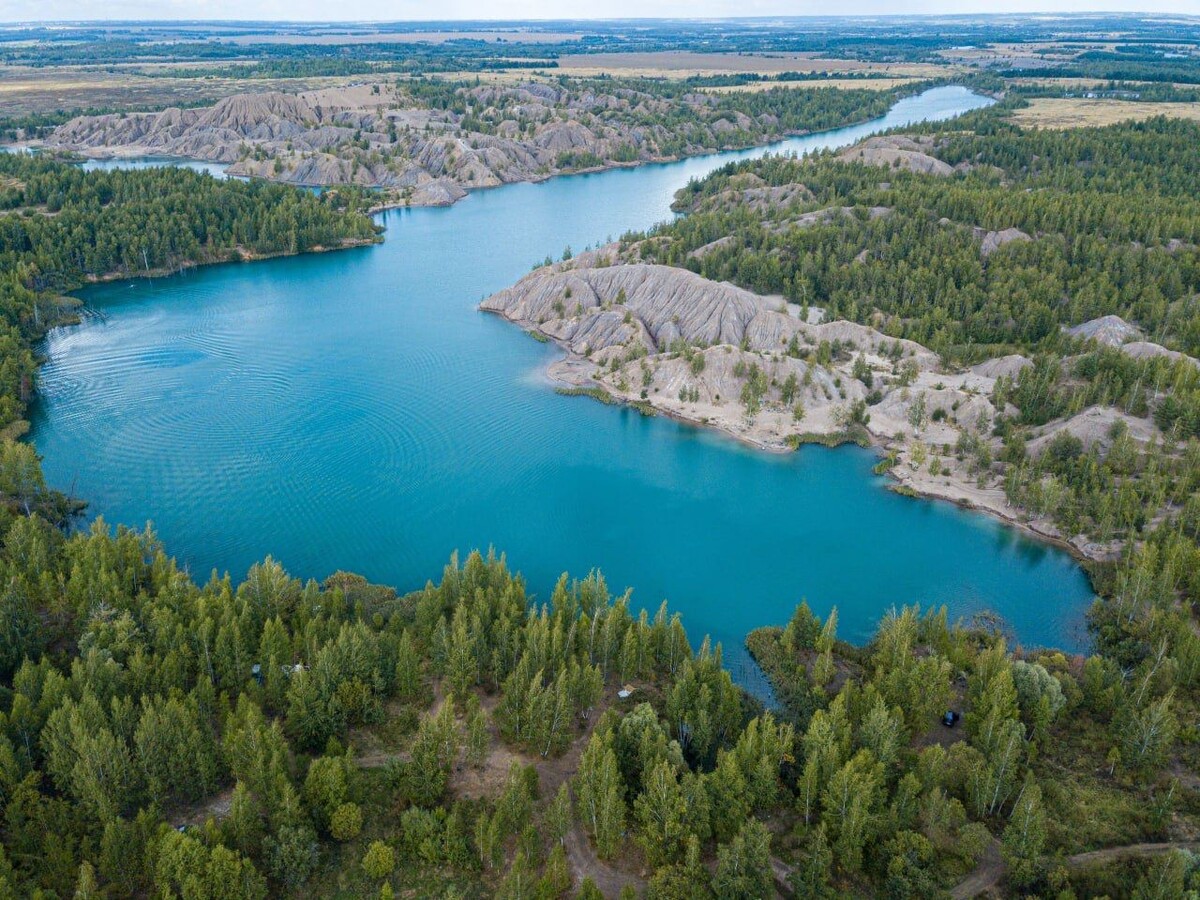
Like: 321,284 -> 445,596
362,841 -> 395,880
330,803 -> 363,842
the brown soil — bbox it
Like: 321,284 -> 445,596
168,785 -> 236,829
949,837 -> 1003,900
949,838 -> 1200,899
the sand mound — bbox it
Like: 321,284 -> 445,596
837,136 -> 954,176
970,355 -> 1033,379
1027,406 -> 1159,456
1065,315 -> 1141,347
1120,341 -> 1200,370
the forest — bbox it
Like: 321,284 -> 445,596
637,108 -> 1200,557
2,31 -> 1200,897
0,466 -> 1196,898
0,125 -> 1195,895
665,115 -> 1200,359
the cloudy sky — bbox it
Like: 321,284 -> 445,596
4,1 -> 1199,22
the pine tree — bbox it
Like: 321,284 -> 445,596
464,695 -> 490,768
792,824 -> 833,897
575,730 -> 626,859
1001,779 -> 1046,889
821,749 -> 881,874
705,750 -> 750,842
545,783 -> 573,847
1118,690 -> 1176,775
393,630 -> 422,703
713,820 -> 772,900
635,759 -> 688,865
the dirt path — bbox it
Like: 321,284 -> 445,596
1066,841 -> 1200,867
564,824 -> 646,898
356,749 -> 408,768
770,856 -> 796,897
950,838 -> 1200,899
949,837 -> 1002,900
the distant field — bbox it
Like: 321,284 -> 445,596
0,66 -> 374,117
559,51 -> 870,76
1011,97 -> 1200,128
221,31 -> 583,45
701,76 -> 924,93
1008,76 -> 1155,89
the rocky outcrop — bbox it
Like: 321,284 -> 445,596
1062,317 -> 1199,368
690,181 -> 814,215
1065,315 -> 1141,347
45,80 -> 816,207
51,92 -> 343,164
837,135 -> 955,176
1120,341 -> 1200,370
976,227 -> 1032,256
1027,406 -> 1161,456
483,254 -> 1156,561
688,235 -> 738,260
483,255 -> 955,449
482,256 -> 936,369
970,355 -> 1033,379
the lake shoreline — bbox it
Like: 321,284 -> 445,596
363,120 -> 890,211
34,85 -> 1089,662
78,236 -> 382,286
20,82 -> 967,212
518,327 -> 1110,571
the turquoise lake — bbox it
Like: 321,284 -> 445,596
30,87 -> 1094,686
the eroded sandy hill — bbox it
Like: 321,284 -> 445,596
46,80 -> 806,207
482,252 -> 1180,561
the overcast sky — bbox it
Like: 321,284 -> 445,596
4,1 -> 1199,23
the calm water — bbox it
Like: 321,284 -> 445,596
30,88 -> 1094,684
81,156 -> 232,179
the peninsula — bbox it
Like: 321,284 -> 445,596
484,116 -> 1200,566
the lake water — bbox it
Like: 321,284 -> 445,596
80,156 -> 232,179
30,87 -> 1094,686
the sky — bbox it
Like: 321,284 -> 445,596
4,1 -> 1200,23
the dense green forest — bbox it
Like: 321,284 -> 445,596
666,115 -> 1200,358
0,154 -> 380,443
3,39 -> 1200,897
0,466 -> 1196,897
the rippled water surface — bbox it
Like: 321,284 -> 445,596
32,88 -> 1094,681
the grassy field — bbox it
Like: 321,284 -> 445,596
0,65 -> 373,117
222,30 -> 583,45
1011,97 -> 1200,128
700,76 -> 928,93
556,51 -> 949,78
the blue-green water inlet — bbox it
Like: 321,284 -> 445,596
30,88 -> 1094,684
